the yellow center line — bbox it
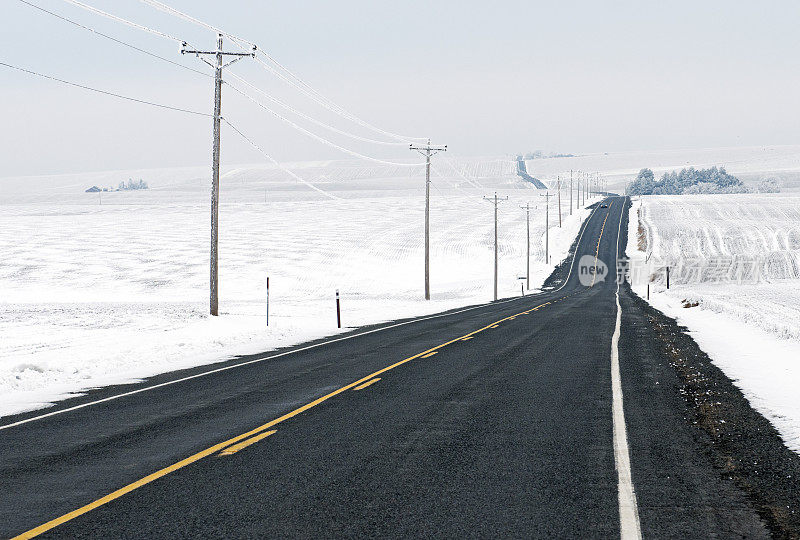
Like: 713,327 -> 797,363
353,377 -> 381,390
420,351 -> 438,358
14,294 -> 562,538
460,336 -> 474,341
218,430 -> 277,456
591,201 -> 612,287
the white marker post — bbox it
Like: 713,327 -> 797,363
266,276 -> 270,326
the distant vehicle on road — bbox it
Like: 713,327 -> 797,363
600,204 -> 608,208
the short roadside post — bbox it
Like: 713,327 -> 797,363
266,276 -> 270,326
336,289 -> 342,328
518,276 -> 526,296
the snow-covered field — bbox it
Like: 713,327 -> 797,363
8,142 -> 800,426
0,157 -> 596,417
627,194 -> 800,453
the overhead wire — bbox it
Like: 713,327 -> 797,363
138,0 -> 253,45
135,0 -> 427,143
249,50 -> 426,144
18,0 -> 211,78
0,61 -> 210,116
58,0 -> 184,43
221,117 -> 340,200
441,157 -> 485,189
53,0 -> 428,149
22,0 -> 428,182
225,81 -> 425,167
225,70 -> 406,146
252,53 -> 425,144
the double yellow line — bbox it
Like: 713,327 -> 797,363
591,201 -> 613,287
14,295 -> 567,539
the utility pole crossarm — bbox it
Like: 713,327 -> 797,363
181,43 -> 256,57
409,144 -> 447,153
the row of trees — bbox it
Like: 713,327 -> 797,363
627,167 -> 780,195
118,178 -> 149,191
517,151 -> 575,161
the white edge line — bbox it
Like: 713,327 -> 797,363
613,197 -> 643,539
0,204 -> 601,432
0,298 -> 514,431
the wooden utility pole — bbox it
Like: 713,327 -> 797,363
410,140 -> 447,300
539,191 -> 550,264
584,171 -> 588,203
483,192 -> 509,301
557,176 -> 562,227
521,202 -> 534,290
569,169 -> 573,215
546,192 -> 550,262
182,35 -> 255,316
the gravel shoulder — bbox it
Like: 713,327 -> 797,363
621,283 -> 800,538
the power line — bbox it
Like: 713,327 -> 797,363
123,0 -> 425,165
135,0 -> 427,143
50,0 -> 425,147
0,61 -> 210,116
225,70 -> 406,146
440,158 -> 485,189
58,0 -> 183,42
222,117 -> 340,200
250,52 -> 426,144
138,0 -> 254,46
18,0 -> 211,78
226,81 -> 425,167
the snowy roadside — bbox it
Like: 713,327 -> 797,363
0,161 -> 598,418
625,197 -> 800,454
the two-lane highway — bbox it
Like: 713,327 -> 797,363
1,198 -> 774,537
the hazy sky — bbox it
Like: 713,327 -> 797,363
3,0 -> 800,176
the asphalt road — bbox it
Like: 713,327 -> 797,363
0,196 -> 782,538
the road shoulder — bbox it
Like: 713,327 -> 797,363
619,284 -> 800,537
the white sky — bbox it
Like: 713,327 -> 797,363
3,0 -> 800,176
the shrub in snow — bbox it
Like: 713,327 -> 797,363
757,177 -> 782,193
